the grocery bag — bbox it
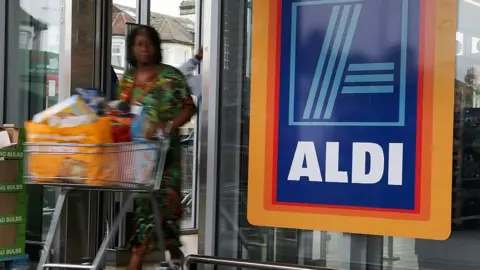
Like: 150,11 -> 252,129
109,115 -> 133,143
25,117 -> 117,186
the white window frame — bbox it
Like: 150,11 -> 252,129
111,40 -> 125,68
162,48 -> 171,65
19,31 -> 28,49
19,32 -> 28,43
173,48 -> 186,66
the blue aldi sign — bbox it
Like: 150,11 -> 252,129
248,0 -> 455,240
277,0 -> 419,210
288,0 -> 411,126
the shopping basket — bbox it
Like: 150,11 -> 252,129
24,139 -> 169,190
24,138 -> 171,270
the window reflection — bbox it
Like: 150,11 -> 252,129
215,0 -> 480,269
13,0 -> 97,262
8,0 -> 63,261
450,0 -> 480,230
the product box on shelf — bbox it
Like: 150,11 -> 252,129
0,125 -> 26,260
0,191 -> 26,223
0,126 -> 24,158
0,210 -> 26,258
0,126 -> 25,189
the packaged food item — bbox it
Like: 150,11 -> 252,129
110,115 -> 133,143
131,108 -> 158,139
49,115 -> 94,128
107,100 -> 132,117
25,117 -> 117,186
75,88 -> 106,115
32,95 -> 97,127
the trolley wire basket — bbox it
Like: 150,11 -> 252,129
24,138 -> 171,270
181,144 -> 194,219
24,139 -> 170,191
181,145 -> 194,193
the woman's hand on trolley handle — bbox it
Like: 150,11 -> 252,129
161,110 -> 196,135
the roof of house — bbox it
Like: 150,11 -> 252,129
112,5 -> 135,35
112,4 -> 194,45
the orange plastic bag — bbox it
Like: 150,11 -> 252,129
25,117 -> 117,186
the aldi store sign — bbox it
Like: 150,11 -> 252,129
287,142 -> 403,186
248,0 -> 457,240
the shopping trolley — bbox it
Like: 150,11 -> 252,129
24,138 -> 171,270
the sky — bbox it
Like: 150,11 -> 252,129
113,0 -> 183,17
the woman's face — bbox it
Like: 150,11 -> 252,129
133,31 -> 155,65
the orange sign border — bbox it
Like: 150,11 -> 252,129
248,0 -> 456,240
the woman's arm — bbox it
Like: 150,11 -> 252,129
170,96 -> 196,130
158,69 -> 197,134
178,47 -> 203,76
178,57 -> 200,76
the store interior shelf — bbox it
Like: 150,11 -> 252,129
451,87 -> 480,227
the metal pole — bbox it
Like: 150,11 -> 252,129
90,193 -> 136,268
183,255 -> 335,270
388,236 -> 393,260
136,0 -> 150,25
37,188 -> 69,270
0,0 -> 6,123
383,236 -> 399,270
118,192 -> 126,247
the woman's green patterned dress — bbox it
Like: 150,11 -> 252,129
118,64 -> 194,253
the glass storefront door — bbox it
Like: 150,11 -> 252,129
4,0 -> 104,263
5,0 -> 65,262
111,0 -> 201,231
203,0 -> 480,269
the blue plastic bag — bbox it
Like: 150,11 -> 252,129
5,255 -> 29,270
131,107 -> 146,139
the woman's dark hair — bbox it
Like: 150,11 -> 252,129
126,25 -> 163,67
